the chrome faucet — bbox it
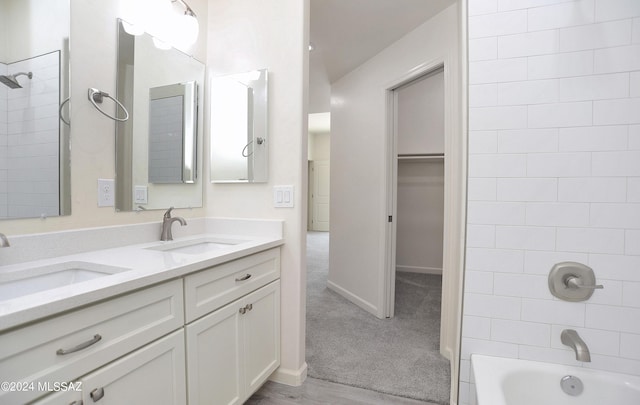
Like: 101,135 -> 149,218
561,329 -> 591,362
0,232 -> 9,247
160,207 -> 187,241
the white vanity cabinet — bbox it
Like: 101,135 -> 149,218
185,249 -> 281,405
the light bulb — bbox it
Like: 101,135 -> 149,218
173,13 -> 199,48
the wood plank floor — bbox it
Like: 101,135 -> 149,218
246,377 -> 439,405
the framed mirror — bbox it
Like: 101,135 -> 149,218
210,69 -> 268,183
0,0 -> 71,219
115,19 -> 205,212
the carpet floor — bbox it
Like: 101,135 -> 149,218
305,231 -> 451,405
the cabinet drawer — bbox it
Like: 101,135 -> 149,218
0,279 -> 184,405
185,248 -> 280,322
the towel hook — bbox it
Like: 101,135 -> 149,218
88,88 -> 129,122
241,137 -> 265,157
59,97 -> 71,126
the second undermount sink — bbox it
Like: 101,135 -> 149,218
0,262 -> 129,301
145,237 -> 248,255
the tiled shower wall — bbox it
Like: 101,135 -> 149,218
461,0 -> 640,404
2,52 -> 59,218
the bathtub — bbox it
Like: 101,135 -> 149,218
471,354 -> 640,405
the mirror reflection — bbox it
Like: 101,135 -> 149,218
210,69 -> 268,183
0,0 -> 71,219
115,19 -> 204,212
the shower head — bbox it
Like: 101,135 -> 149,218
0,72 -> 33,89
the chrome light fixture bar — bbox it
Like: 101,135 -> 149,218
172,0 -> 197,17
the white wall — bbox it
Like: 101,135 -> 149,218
461,1 -> 640,404
206,0 -> 309,384
308,132 -> 329,161
329,4 -> 460,316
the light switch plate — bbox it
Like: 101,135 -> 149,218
97,179 -> 115,207
134,185 -> 148,204
274,185 -> 294,208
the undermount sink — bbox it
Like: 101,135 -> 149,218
0,262 -> 129,301
145,237 -> 248,255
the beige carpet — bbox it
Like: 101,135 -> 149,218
305,231 -> 450,404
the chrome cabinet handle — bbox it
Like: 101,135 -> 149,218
235,274 -> 252,282
56,334 -> 102,355
90,387 -> 104,402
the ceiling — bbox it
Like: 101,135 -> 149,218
310,0 -> 456,84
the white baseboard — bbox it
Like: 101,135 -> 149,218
327,280 -> 379,317
396,265 -> 443,275
269,362 -> 308,386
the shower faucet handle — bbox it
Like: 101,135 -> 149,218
565,275 -> 603,290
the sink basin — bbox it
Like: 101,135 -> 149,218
145,237 -> 247,255
0,262 -> 129,301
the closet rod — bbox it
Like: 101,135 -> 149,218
397,153 -> 444,160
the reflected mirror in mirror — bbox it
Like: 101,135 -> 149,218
115,19 -> 204,212
210,69 -> 268,183
0,0 -> 71,219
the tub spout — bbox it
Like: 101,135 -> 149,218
561,329 -> 591,362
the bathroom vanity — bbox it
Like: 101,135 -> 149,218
0,220 -> 283,405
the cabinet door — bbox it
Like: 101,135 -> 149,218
186,301 -> 243,405
242,280 -> 280,398
80,330 -> 186,405
31,388 -> 82,405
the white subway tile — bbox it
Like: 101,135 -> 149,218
491,319 -> 551,346
466,247 -> 525,272
551,325 -> 621,356
621,334 -> 640,360
590,203 -> 640,229
468,178 -> 498,201
469,130 -> 498,154
470,106 -> 528,130
469,37 -> 498,61
469,0 -> 498,16
464,293 -> 523,320
495,225 -> 556,250
589,279 -> 624,305
528,0 -> 595,31
468,201 -> 527,225
497,178 -> 558,202
460,359 -> 471,383
499,0 -> 575,12
632,72 -> 640,97
469,10 -> 528,39
559,125 -> 628,152
470,84 -> 498,107
589,253 -> 640,282
594,44 -> 640,74
528,51 -> 594,80
463,315 -> 492,338
595,0 -> 640,22
586,304 -> 640,333
559,19 -> 633,52
559,73 -> 630,103
498,129 -> 558,153
557,228 -> 625,254
593,151 -> 640,176
493,272 -> 552,299
522,298 -> 586,326
594,98 -> 640,125
469,154 -> 527,177
470,58 -> 528,84
634,18 -> 640,43
527,152 -> 591,177
518,345 -> 585,366
498,31 -> 559,58
630,178 -> 640,202
526,202 -> 590,226
559,177 -> 627,202
461,337 -> 520,360
467,224 -> 497,248
584,354 -> 640,376
525,250 -> 589,274
528,102 -> 593,128
623,282 -> 640,307
626,230 -> 640,255
497,80 -> 559,106
459,382 -> 471,405
465,270 -> 495,294
630,126 -> 640,150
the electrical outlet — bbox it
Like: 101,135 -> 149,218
134,185 -> 148,204
98,179 -> 115,207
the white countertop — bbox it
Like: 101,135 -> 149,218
0,232 -> 283,331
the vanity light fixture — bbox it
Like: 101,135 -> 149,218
171,0 -> 199,48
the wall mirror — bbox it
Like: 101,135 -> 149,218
0,0 -> 71,219
210,69 -> 268,183
115,19 -> 204,211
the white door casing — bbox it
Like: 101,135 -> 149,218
309,160 -> 330,231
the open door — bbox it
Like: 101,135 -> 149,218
309,160 -> 330,231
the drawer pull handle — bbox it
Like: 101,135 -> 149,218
239,307 -> 246,314
235,273 -> 252,282
70,401 -> 83,405
57,334 -> 102,355
246,303 -> 253,311
90,387 -> 104,402
239,303 -> 253,314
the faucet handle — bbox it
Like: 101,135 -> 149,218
163,207 -> 174,219
565,275 -> 604,290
